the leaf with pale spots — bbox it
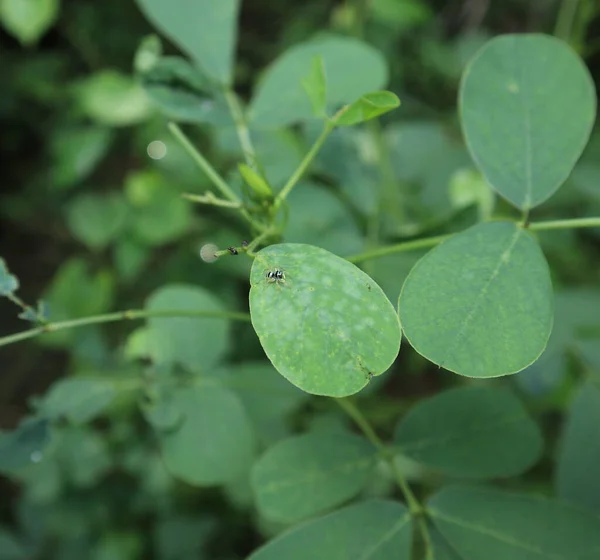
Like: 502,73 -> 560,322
249,243 -> 401,397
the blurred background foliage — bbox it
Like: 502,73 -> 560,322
1,0 -> 600,558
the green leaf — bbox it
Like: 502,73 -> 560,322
251,432 -> 377,523
157,384 -> 254,485
301,55 -> 327,117
249,35 -> 388,128
139,56 -> 222,124
238,163 -> 273,199
460,34 -> 596,210
556,381 -> 600,515
66,192 -> 128,251
394,386 -> 543,478
332,91 -> 400,127
134,34 -> 163,74
428,485 -> 600,559
0,258 -> 19,296
75,70 -> 152,127
370,0 -> 432,30
0,0 -> 58,45
134,0 -> 240,85
0,418 -> 50,474
38,378 -> 117,424
248,500 -> 411,560
249,244 -> 401,397
140,389 -> 182,432
145,284 -> 230,372
399,221 -> 554,377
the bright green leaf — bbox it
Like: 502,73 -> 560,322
75,70 -> 152,127
39,378 -> 117,424
249,500 -> 411,560
238,163 -> 273,199
301,55 -> 327,117
158,384 -> 254,486
134,0 -> 240,85
332,91 -> 400,127
249,36 -> 388,128
556,381 -> 600,515
145,284 -> 230,372
134,34 -> 163,74
251,432 -> 377,523
0,0 -> 58,45
428,485 -> 600,559
394,386 -> 543,478
399,221 -> 554,377
0,258 -> 19,296
249,244 -> 401,397
0,418 -> 50,474
66,192 -> 128,250
460,34 -> 596,210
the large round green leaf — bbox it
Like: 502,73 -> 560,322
460,34 -> 596,210
556,381 -> 600,515
251,432 -> 377,523
428,485 -> 600,559
134,0 -> 240,85
248,36 -> 388,128
158,384 -> 254,486
145,284 -> 229,372
248,500 -> 411,560
399,221 -> 553,377
249,244 -> 401,397
394,386 -> 543,478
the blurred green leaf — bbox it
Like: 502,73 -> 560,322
252,431 -> 377,523
0,258 -> 19,296
140,388 -> 183,432
0,418 -> 50,474
135,0 -> 240,85
301,55 -> 327,117
239,162 -> 273,200
153,515 -> 215,560
460,34 -> 596,210
556,381 -> 600,515
249,244 -> 401,397
113,237 -> 150,282
134,34 -> 163,74
39,378 -> 117,424
0,0 -> 58,45
249,500 -> 411,559
145,284 -> 230,372
399,222 -> 554,377
0,528 -> 26,560
395,386 -> 543,478
249,35 -> 388,128
75,70 -> 152,127
158,384 -> 254,485
66,192 -> 128,250
370,0 -> 432,30
428,485 -> 600,559
332,91 -> 400,127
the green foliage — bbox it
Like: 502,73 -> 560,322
0,0 -> 58,45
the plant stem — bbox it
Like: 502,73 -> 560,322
5,293 -> 47,324
273,121 -> 335,212
182,192 -> 241,208
347,234 -> 450,264
168,122 -> 240,204
0,308 -> 251,348
527,216 -> 600,231
245,228 -> 276,257
224,89 -> 256,166
554,0 -> 582,42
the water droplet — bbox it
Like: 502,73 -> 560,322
147,140 -> 167,160
30,451 -> 43,463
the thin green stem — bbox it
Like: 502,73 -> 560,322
245,228 -> 275,257
554,0 -> 582,41
168,122 -> 240,204
182,192 -> 241,208
273,121 -> 334,212
224,89 -> 256,166
5,293 -> 47,324
0,308 -> 251,348
527,217 -> 600,231
347,234 -> 450,264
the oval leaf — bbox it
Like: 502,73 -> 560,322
145,284 -> 230,372
158,384 -> 254,486
394,386 -> 543,478
460,34 -> 596,210
134,0 -> 240,85
556,381 -> 600,515
249,500 -> 411,560
332,91 -> 400,127
0,0 -> 58,45
249,36 -> 388,128
399,221 -> 554,377
251,432 -> 377,523
428,485 -> 600,559
249,244 -> 401,397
